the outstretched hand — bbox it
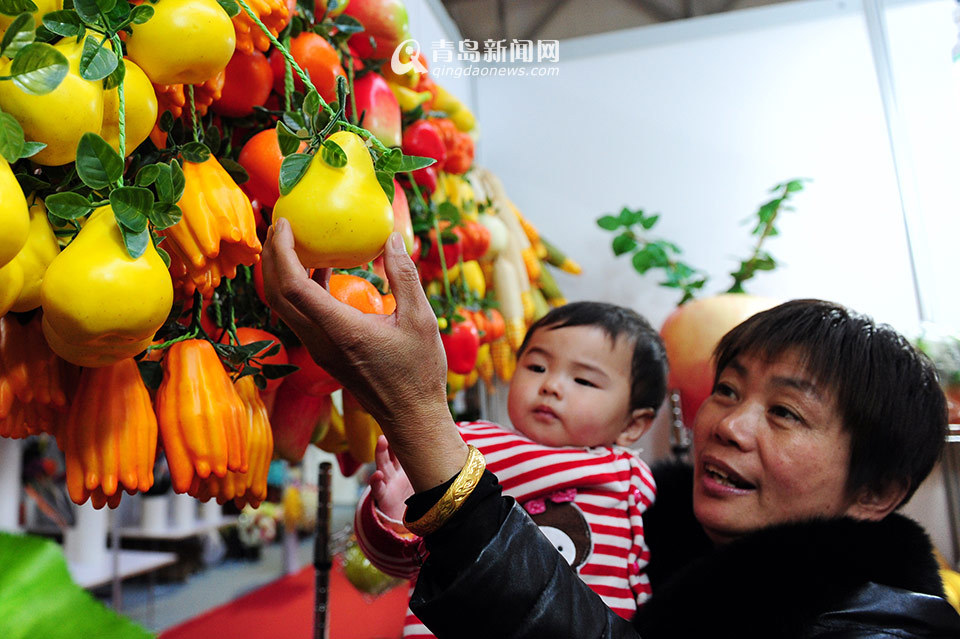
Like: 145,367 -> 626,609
260,220 -> 468,492
370,436 -> 415,522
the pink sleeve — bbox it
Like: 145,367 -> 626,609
353,486 -> 425,580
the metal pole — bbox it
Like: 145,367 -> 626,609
314,462 -> 333,639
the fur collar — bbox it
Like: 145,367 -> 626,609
637,461 -> 945,638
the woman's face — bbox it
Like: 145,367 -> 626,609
692,350 -> 860,544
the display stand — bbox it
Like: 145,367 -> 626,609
314,462 -> 332,639
0,437 -> 22,532
172,492 -> 197,530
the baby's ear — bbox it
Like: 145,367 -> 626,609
616,408 -> 655,447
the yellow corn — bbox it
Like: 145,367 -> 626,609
491,339 -> 516,383
476,344 -> 494,391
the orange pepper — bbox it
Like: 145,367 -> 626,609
156,339 -> 248,493
189,376 -> 273,508
160,156 -> 261,298
63,358 -> 158,509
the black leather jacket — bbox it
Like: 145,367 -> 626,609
409,468 -> 960,639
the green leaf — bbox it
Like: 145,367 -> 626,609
376,170 -> 394,203
71,0 -> 98,23
612,232 -> 637,256
639,214 -> 659,230
180,141 -> 210,163
129,2 -> 152,23
15,171 -> 48,192
278,153 -> 311,195
0,0 -> 36,17
647,243 -> 669,267
0,13 -> 34,59
120,224 -> 150,259
397,154 -> 435,172
103,0 -> 129,25
0,533 -> 153,639
41,10 -> 84,37
135,163 -> 161,187
95,0 -> 116,15
302,89 -> 320,116
8,41 -> 67,95
437,201 -> 460,224
147,202 -> 181,230
45,192 -> 94,219
332,13 -> 364,34
155,245 -> 170,268
618,207 -> 635,226
0,110 -> 25,163
75,132 -> 123,189
154,162 -> 173,203
375,147 -> 402,173
219,158 -> 248,185
204,124 -> 221,155
158,110 -> 174,132
78,34 -> 117,81
785,179 -> 806,192
321,139 -> 346,168
170,159 -> 185,201
276,121 -> 300,156
632,250 -> 653,274
261,363 -> 299,379
596,215 -> 620,231
109,187 -> 153,233
103,54 -> 125,90
216,0 -> 239,16
17,140 -> 43,158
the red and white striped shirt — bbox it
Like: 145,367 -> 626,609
354,421 -> 657,638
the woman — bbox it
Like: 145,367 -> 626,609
262,221 -> 960,638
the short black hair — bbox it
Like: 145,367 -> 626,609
713,299 -> 946,507
517,301 -> 669,413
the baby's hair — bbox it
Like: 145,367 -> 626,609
517,302 -> 668,412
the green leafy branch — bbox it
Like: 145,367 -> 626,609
597,207 -> 707,304
726,178 -> 808,293
597,178 -> 810,305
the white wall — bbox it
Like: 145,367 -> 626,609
470,0 -> 960,562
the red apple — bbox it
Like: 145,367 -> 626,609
391,178 -> 414,253
348,72 -> 401,148
284,345 -> 342,396
659,294 -> 777,425
343,0 -> 410,59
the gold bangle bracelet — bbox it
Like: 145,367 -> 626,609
403,445 -> 486,536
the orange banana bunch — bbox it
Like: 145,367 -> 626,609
190,376 -> 273,508
149,73 -> 226,149
156,339 -> 248,493
160,157 -> 261,298
0,314 -> 73,439
232,0 -> 290,54
63,359 -> 158,509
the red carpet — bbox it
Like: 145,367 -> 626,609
160,558 -> 407,639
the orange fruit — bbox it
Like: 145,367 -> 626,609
328,274 -> 384,314
381,293 -> 396,315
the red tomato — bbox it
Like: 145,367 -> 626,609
441,314 -> 479,374
269,32 -> 345,104
402,119 -> 446,166
424,224 -> 463,266
430,118 -> 474,174
284,345 -> 342,396
212,50 -> 273,118
238,129 -> 304,209
223,327 -> 289,392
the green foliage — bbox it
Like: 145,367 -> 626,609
597,206 -> 707,304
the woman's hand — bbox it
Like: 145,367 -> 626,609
261,220 -> 468,491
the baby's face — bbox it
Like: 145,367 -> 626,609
507,325 -> 638,448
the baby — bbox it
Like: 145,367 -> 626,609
354,301 -> 669,638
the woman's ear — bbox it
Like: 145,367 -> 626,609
845,481 -> 909,521
616,408 -> 655,447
